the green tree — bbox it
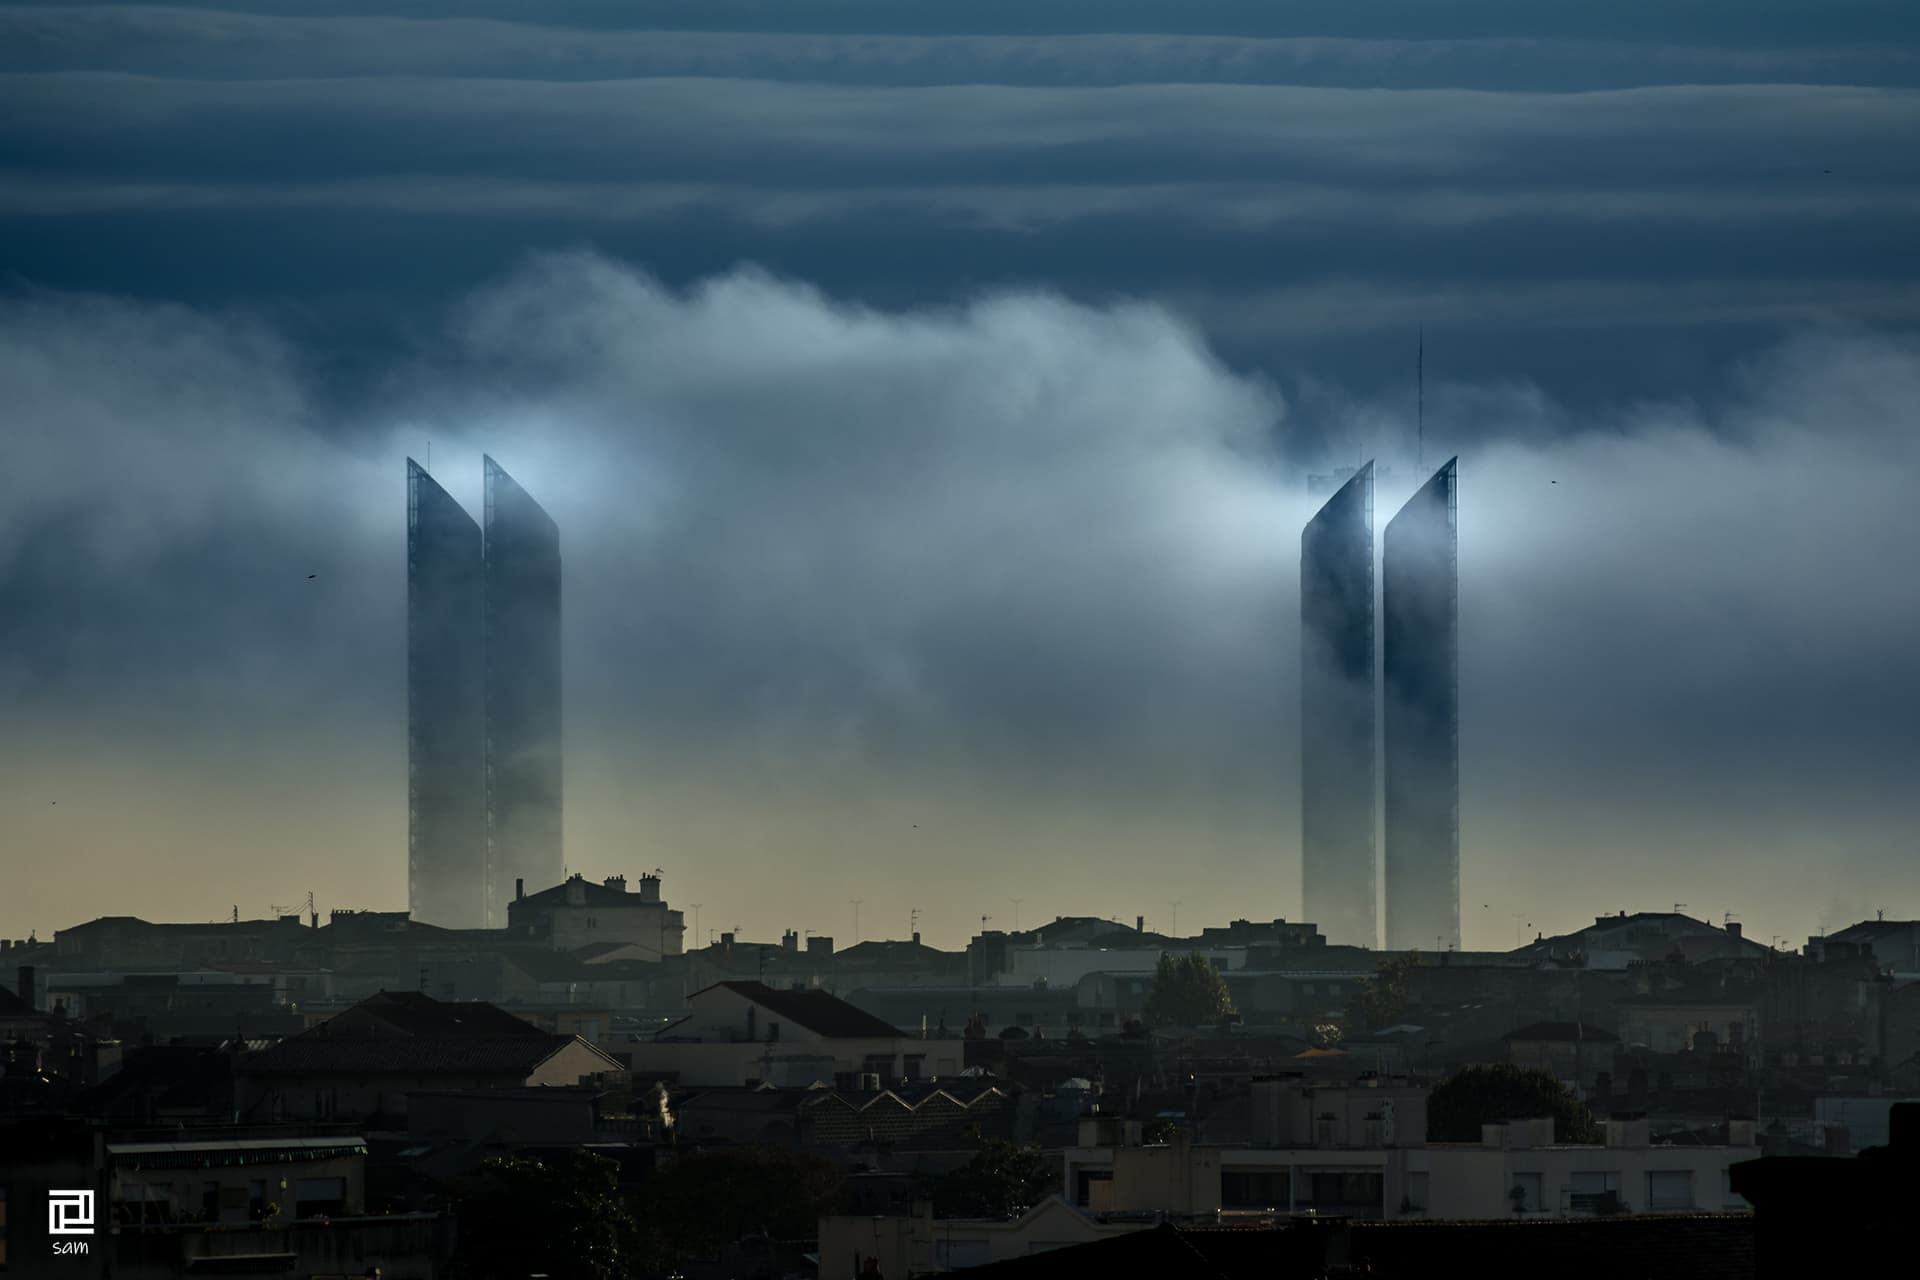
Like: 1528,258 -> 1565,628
1142,952 -> 1235,1027
915,1130 -> 1058,1218
630,1146 -> 844,1272
1349,951 -> 1419,1029
452,1151 -> 637,1280
1427,1063 -> 1601,1143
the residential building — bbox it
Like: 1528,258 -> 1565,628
482,454 -> 564,926
1064,1107 -> 1755,1220
1382,457 -> 1459,953
1504,1022 -> 1620,1091
633,981 -> 965,1087
819,1197 -> 1140,1277
1301,461 -> 1377,949
239,991 -> 624,1124
506,873 -> 685,958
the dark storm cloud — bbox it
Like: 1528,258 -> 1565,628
5,2 -> 1920,416
5,10 -> 1916,89
7,75 -> 1917,191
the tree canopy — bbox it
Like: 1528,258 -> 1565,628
630,1146 -> 844,1271
452,1151 -> 637,1280
1349,950 -> 1419,1029
1427,1063 -> 1601,1143
915,1130 -> 1058,1219
1143,952 -> 1234,1026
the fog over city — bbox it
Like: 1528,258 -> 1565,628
3,254 -> 1915,947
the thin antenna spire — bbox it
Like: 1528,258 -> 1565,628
426,439 -> 431,474
1417,326 -> 1425,475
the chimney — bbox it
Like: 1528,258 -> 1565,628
16,965 -> 35,1012
807,935 -> 833,957
1136,915 -> 1145,933
783,930 -> 800,953
604,875 -> 626,895
1726,921 -> 1742,939
639,875 -> 662,904
516,878 -> 525,902
565,877 -> 587,906
912,932 -> 922,946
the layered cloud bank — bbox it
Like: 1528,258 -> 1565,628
2,257 -> 1914,944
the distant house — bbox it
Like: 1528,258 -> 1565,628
631,981 -> 965,1088
240,991 -> 625,1124
507,873 -> 685,959
1504,1021 -> 1620,1089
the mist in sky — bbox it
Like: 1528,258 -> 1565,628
1,254 -> 1914,949
4,1 -> 1918,951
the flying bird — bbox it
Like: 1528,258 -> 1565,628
307,573 -> 318,579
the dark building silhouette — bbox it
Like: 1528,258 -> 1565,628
483,456 -> 564,927
406,460 -> 486,929
1300,461 -> 1377,948
1383,458 -> 1460,952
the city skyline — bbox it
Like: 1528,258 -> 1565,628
4,3 -> 1917,954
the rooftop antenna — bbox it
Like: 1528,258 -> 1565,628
426,439 -> 431,474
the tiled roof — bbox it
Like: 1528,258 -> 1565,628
958,1223 -> 1227,1278
338,990 -> 548,1038
958,1216 -> 1754,1279
1345,1214 -> 1755,1280
706,981 -> 905,1039
243,1033 -> 585,1076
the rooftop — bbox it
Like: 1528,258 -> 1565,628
702,981 -> 911,1040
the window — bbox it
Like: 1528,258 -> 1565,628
1509,1172 -> 1544,1212
903,1054 -> 926,1081
202,1180 -> 221,1220
1403,1172 -> 1429,1213
248,1180 -> 267,1219
1301,1171 -> 1383,1214
1646,1170 -> 1693,1210
293,1177 -> 348,1219
1567,1170 -> 1622,1213
1221,1169 -> 1290,1209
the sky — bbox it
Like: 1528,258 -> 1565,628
1,2 -> 1917,951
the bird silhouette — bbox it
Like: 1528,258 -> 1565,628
307,573 -> 318,579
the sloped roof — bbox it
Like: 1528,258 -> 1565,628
244,1033 -> 602,1076
702,981 -> 905,1039
331,990 -> 546,1038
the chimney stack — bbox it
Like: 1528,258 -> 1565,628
515,878 -> 525,901
16,965 -> 36,1012
1726,921 -> 1742,939
1136,915 -> 1145,933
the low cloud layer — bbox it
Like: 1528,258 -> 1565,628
2,256 -> 1914,948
